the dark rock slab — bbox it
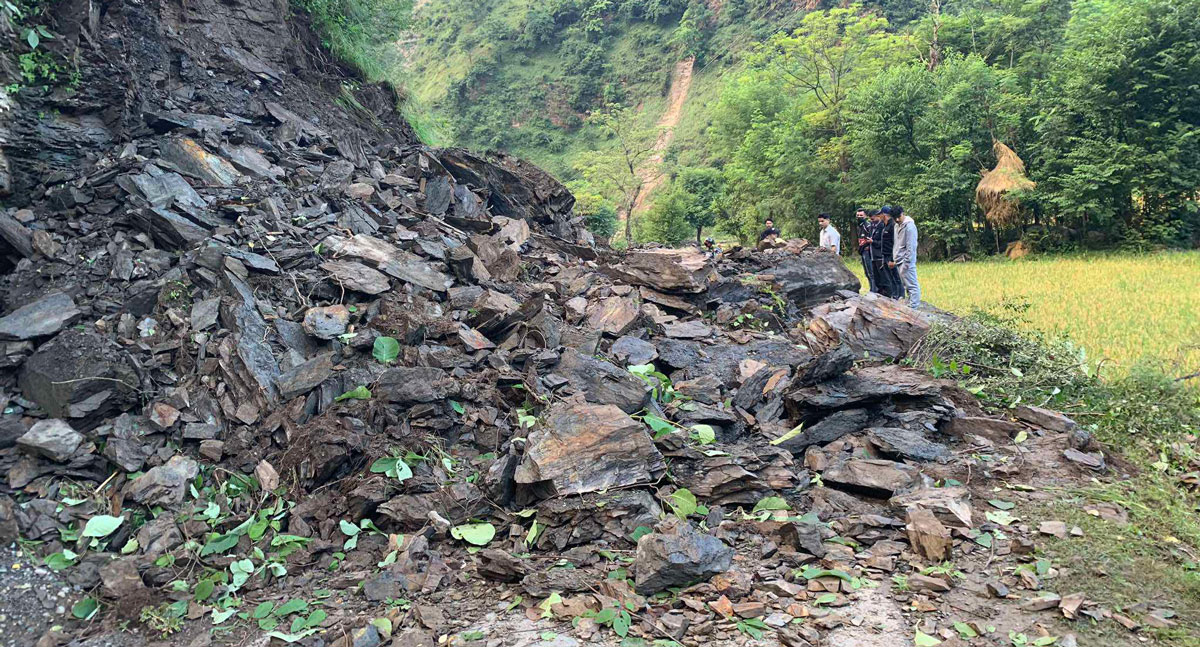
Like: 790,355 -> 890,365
611,336 -> 657,366
376,367 -> 457,404
772,409 -> 869,454
533,490 -> 663,550
867,427 -> 949,461
553,348 -> 650,413
275,353 -> 334,400
603,248 -> 716,294
515,402 -> 664,498
0,292 -> 81,340
822,458 -> 919,497
320,260 -> 390,294
755,250 -> 859,310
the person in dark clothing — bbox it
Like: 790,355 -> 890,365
758,218 -> 781,242
855,208 -> 878,293
871,207 -> 903,299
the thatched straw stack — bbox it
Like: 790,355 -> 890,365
976,140 -> 1036,228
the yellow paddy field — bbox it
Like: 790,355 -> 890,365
845,251 -> 1200,379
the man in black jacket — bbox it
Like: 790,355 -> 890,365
871,207 -> 903,298
855,208 -> 878,293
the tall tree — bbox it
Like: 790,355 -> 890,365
573,104 -> 661,245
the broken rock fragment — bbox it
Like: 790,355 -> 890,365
123,455 -> 199,506
515,402 -> 664,498
302,305 -> 350,340
634,525 -> 734,595
17,419 -> 84,462
321,260 -> 391,295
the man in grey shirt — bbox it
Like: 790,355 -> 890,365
890,206 -> 921,307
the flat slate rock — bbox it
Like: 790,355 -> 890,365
0,292 -> 81,340
17,419 -> 84,462
320,260 -> 391,294
515,402 -> 665,498
554,348 -> 650,414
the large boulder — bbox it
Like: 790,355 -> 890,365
634,525 -> 734,595
19,330 -> 138,427
515,402 -> 665,498
756,250 -> 860,311
805,293 -> 931,359
603,248 -> 716,294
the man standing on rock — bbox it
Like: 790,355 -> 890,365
891,205 -> 921,308
855,208 -> 878,293
818,213 -> 841,255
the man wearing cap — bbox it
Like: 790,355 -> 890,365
871,207 -> 903,299
891,205 -> 921,307
818,213 -> 841,255
855,208 -> 878,293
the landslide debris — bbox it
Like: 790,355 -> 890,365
0,2 -> 1127,647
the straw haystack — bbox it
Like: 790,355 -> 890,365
976,140 -> 1036,228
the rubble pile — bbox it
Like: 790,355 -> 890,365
0,2 -> 1124,647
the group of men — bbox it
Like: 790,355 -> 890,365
813,208 -> 921,308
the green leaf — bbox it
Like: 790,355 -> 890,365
1014,430 -> 1028,444
630,526 -> 652,542
371,617 -> 393,635
25,28 -> 38,49
594,608 -> 617,624
986,510 -> 1016,526
305,609 -> 327,628
335,385 -> 372,402
667,488 -> 698,519
914,631 -> 942,646
643,414 -> 676,439
339,520 -> 361,536
378,550 -> 398,567
451,522 -> 496,546
274,599 -> 308,617
81,514 -> 123,538
689,424 -> 716,445
201,532 -> 239,556
266,629 -> 321,643
194,579 -> 215,602
612,610 -> 631,637
72,597 -> 99,620
752,496 -> 790,514
252,602 -> 275,619
813,593 -> 837,606
988,499 -> 1016,510
44,549 -> 78,571
450,400 -> 466,414
212,608 -> 237,624
1032,637 -> 1058,646
373,336 -> 400,364
953,622 -> 978,639
770,424 -> 805,446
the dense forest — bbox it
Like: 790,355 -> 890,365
300,0 -> 1200,256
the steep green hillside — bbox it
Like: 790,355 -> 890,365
398,0 -> 816,179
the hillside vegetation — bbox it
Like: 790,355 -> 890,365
299,0 -> 1200,255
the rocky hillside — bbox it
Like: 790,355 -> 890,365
0,2 -> 1147,647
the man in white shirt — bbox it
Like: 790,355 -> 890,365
818,213 -> 841,255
